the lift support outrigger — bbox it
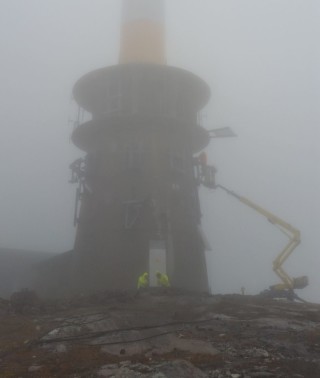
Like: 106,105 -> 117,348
215,184 -> 309,301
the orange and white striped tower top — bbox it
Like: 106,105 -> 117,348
119,0 -> 166,64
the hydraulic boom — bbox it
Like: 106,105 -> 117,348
216,184 -> 308,291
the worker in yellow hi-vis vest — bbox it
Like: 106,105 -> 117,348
137,272 -> 149,289
156,272 -> 170,288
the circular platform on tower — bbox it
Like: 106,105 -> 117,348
73,64 -> 211,117
72,116 -> 210,153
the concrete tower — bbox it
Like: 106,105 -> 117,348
70,0 -> 212,293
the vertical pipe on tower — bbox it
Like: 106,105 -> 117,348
119,0 -> 166,64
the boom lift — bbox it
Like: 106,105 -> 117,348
215,184 -> 309,296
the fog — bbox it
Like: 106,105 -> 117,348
0,1 -> 319,300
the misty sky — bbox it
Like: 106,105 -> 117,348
0,1 -> 319,301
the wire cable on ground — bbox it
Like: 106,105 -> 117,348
35,316 -> 221,345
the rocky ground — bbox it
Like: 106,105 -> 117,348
0,289 -> 320,377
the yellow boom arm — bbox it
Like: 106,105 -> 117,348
216,184 -> 308,290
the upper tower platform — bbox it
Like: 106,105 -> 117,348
72,0 -> 211,153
